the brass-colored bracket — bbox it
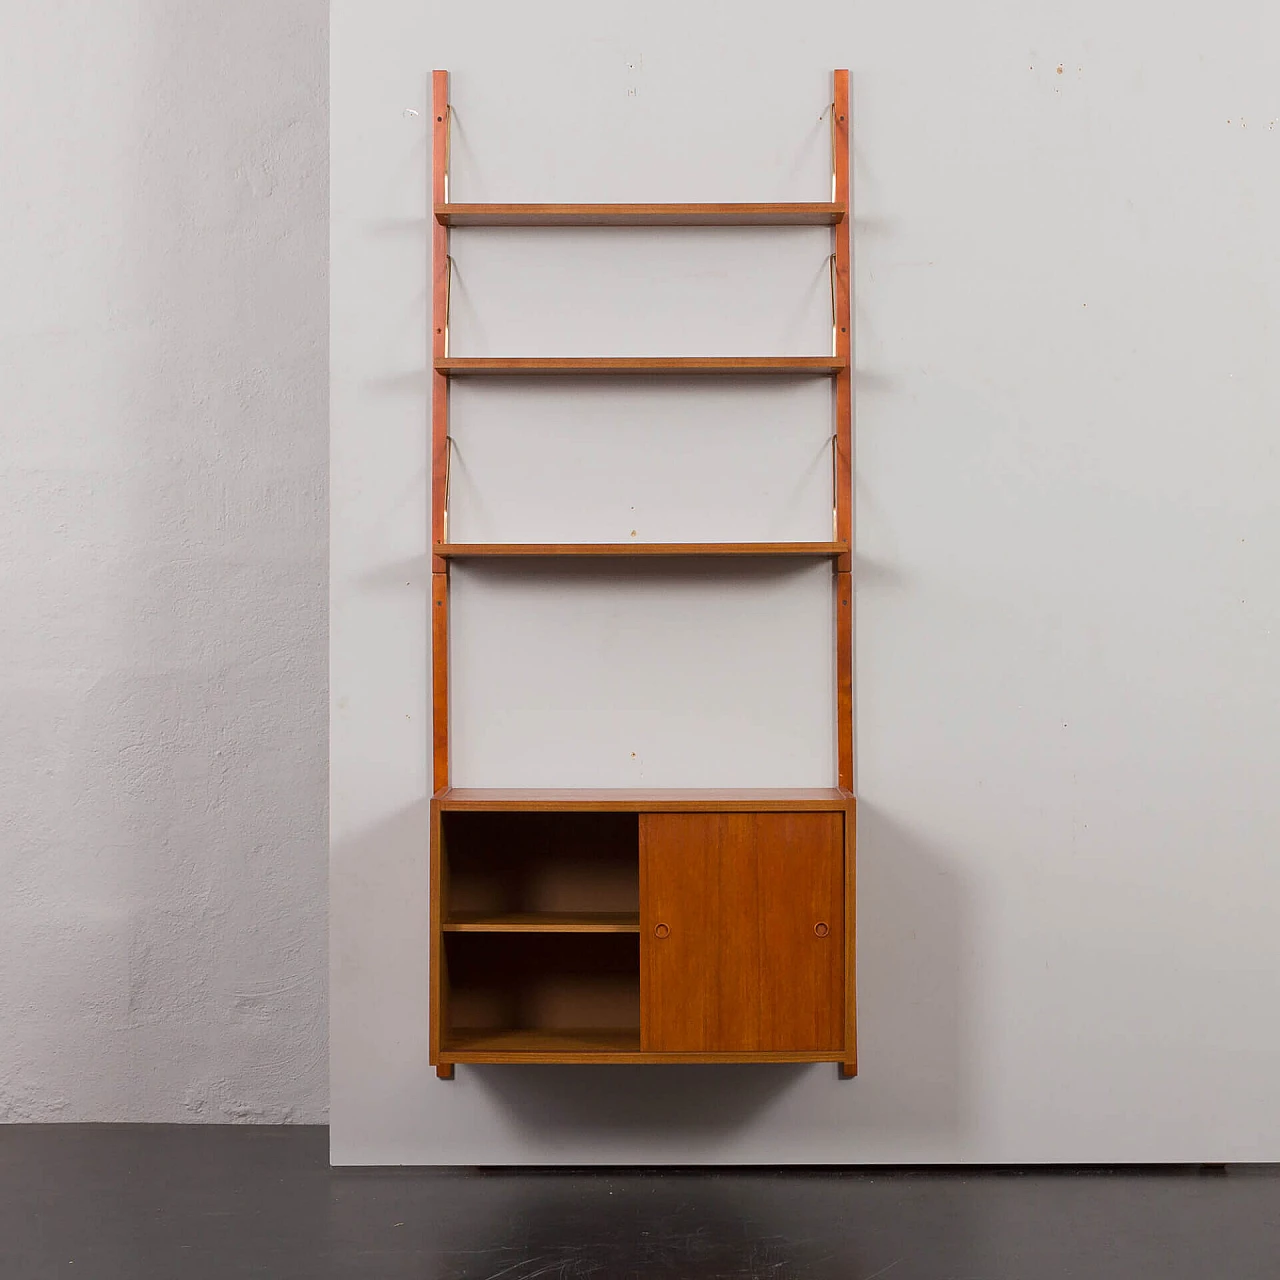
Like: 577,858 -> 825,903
443,104 -> 452,203
444,255 -> 454,358
828,100 -> 837,201
443,434 -> 455,542
828,253 -> 838,356
830,434 -> 838,539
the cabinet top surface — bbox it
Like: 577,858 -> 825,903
435,787 -> 855,812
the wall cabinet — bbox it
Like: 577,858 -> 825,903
432,794 -> 855,1071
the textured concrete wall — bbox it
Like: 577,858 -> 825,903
0,3 -> 327,1121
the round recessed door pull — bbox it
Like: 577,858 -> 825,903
654,923 -> 670,939
814,921 -> 830,938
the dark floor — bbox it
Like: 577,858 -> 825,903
2,1127 -> 1278,1279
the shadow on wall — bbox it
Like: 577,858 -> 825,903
330,799 -> 433,1124
471,1063 -> 799,1140
332,798 -> 798,1137
848,802 -> 972,1142
331,783 -> 971,1157
465,801 -> 972,1149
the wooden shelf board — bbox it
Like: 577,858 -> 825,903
435,356 -> 844,376
435,541 -> 847,559
435,202 -> 846,226
440,1028 -> 844,1064
444,912 -> 640,933
435,788 -> 855,813
445,1029 -> 640,1056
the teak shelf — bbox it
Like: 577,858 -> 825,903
429,71 -> 855,1080
435,202 -> 847,226
444,912 -> 642,933
433,542 -> 849,559
435,356 -> 845,376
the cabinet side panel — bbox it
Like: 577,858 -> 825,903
429,799 -> 447,1064
843,801 -> 857,1073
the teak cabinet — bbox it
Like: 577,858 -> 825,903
428,72 -> 856,1078
431,794 -> 855,1070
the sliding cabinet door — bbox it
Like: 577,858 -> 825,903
640,812 -> 844,1053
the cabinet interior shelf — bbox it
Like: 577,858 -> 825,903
434,541 -> 848,559
444,912 -> 641,933
442,1029 -> 642,1059
435,202 -> 847,227
435,356 -> 845,376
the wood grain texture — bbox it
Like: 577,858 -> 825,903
429,798 -> 447,1067
430,77 -> 451,1074
833,72 -> 856,1064
836,569 -> 853,794
435,356 -> 845,376
640,812 -> 844,1053
843,797 -> 857,1076
443,1028 -> 641,1054
436,789 -> 854,812
431,69 -> 450,571
431,572 -> 449,791
435,202 -> 847,226
832,69 -> 854,790
832,69 -> 852,554
434,542 -> 848,558
444,912 -> 640,933
431,68 -> 451,797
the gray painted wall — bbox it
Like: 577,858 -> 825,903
1,3 -> 327,1122
332,0 -> 1280,1163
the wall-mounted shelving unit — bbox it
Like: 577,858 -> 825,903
429,70 -> 855,1078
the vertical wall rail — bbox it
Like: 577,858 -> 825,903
832,69 -> 853,794
432,70 -> 451,792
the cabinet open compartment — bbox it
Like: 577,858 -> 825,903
441,810 -> 639,930
443,933 -> 641,1056
437,811 -> 642,1057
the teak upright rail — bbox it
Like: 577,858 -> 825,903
429,71 -> 855,1079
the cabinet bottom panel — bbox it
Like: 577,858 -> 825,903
440,1028 -> 845,1065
